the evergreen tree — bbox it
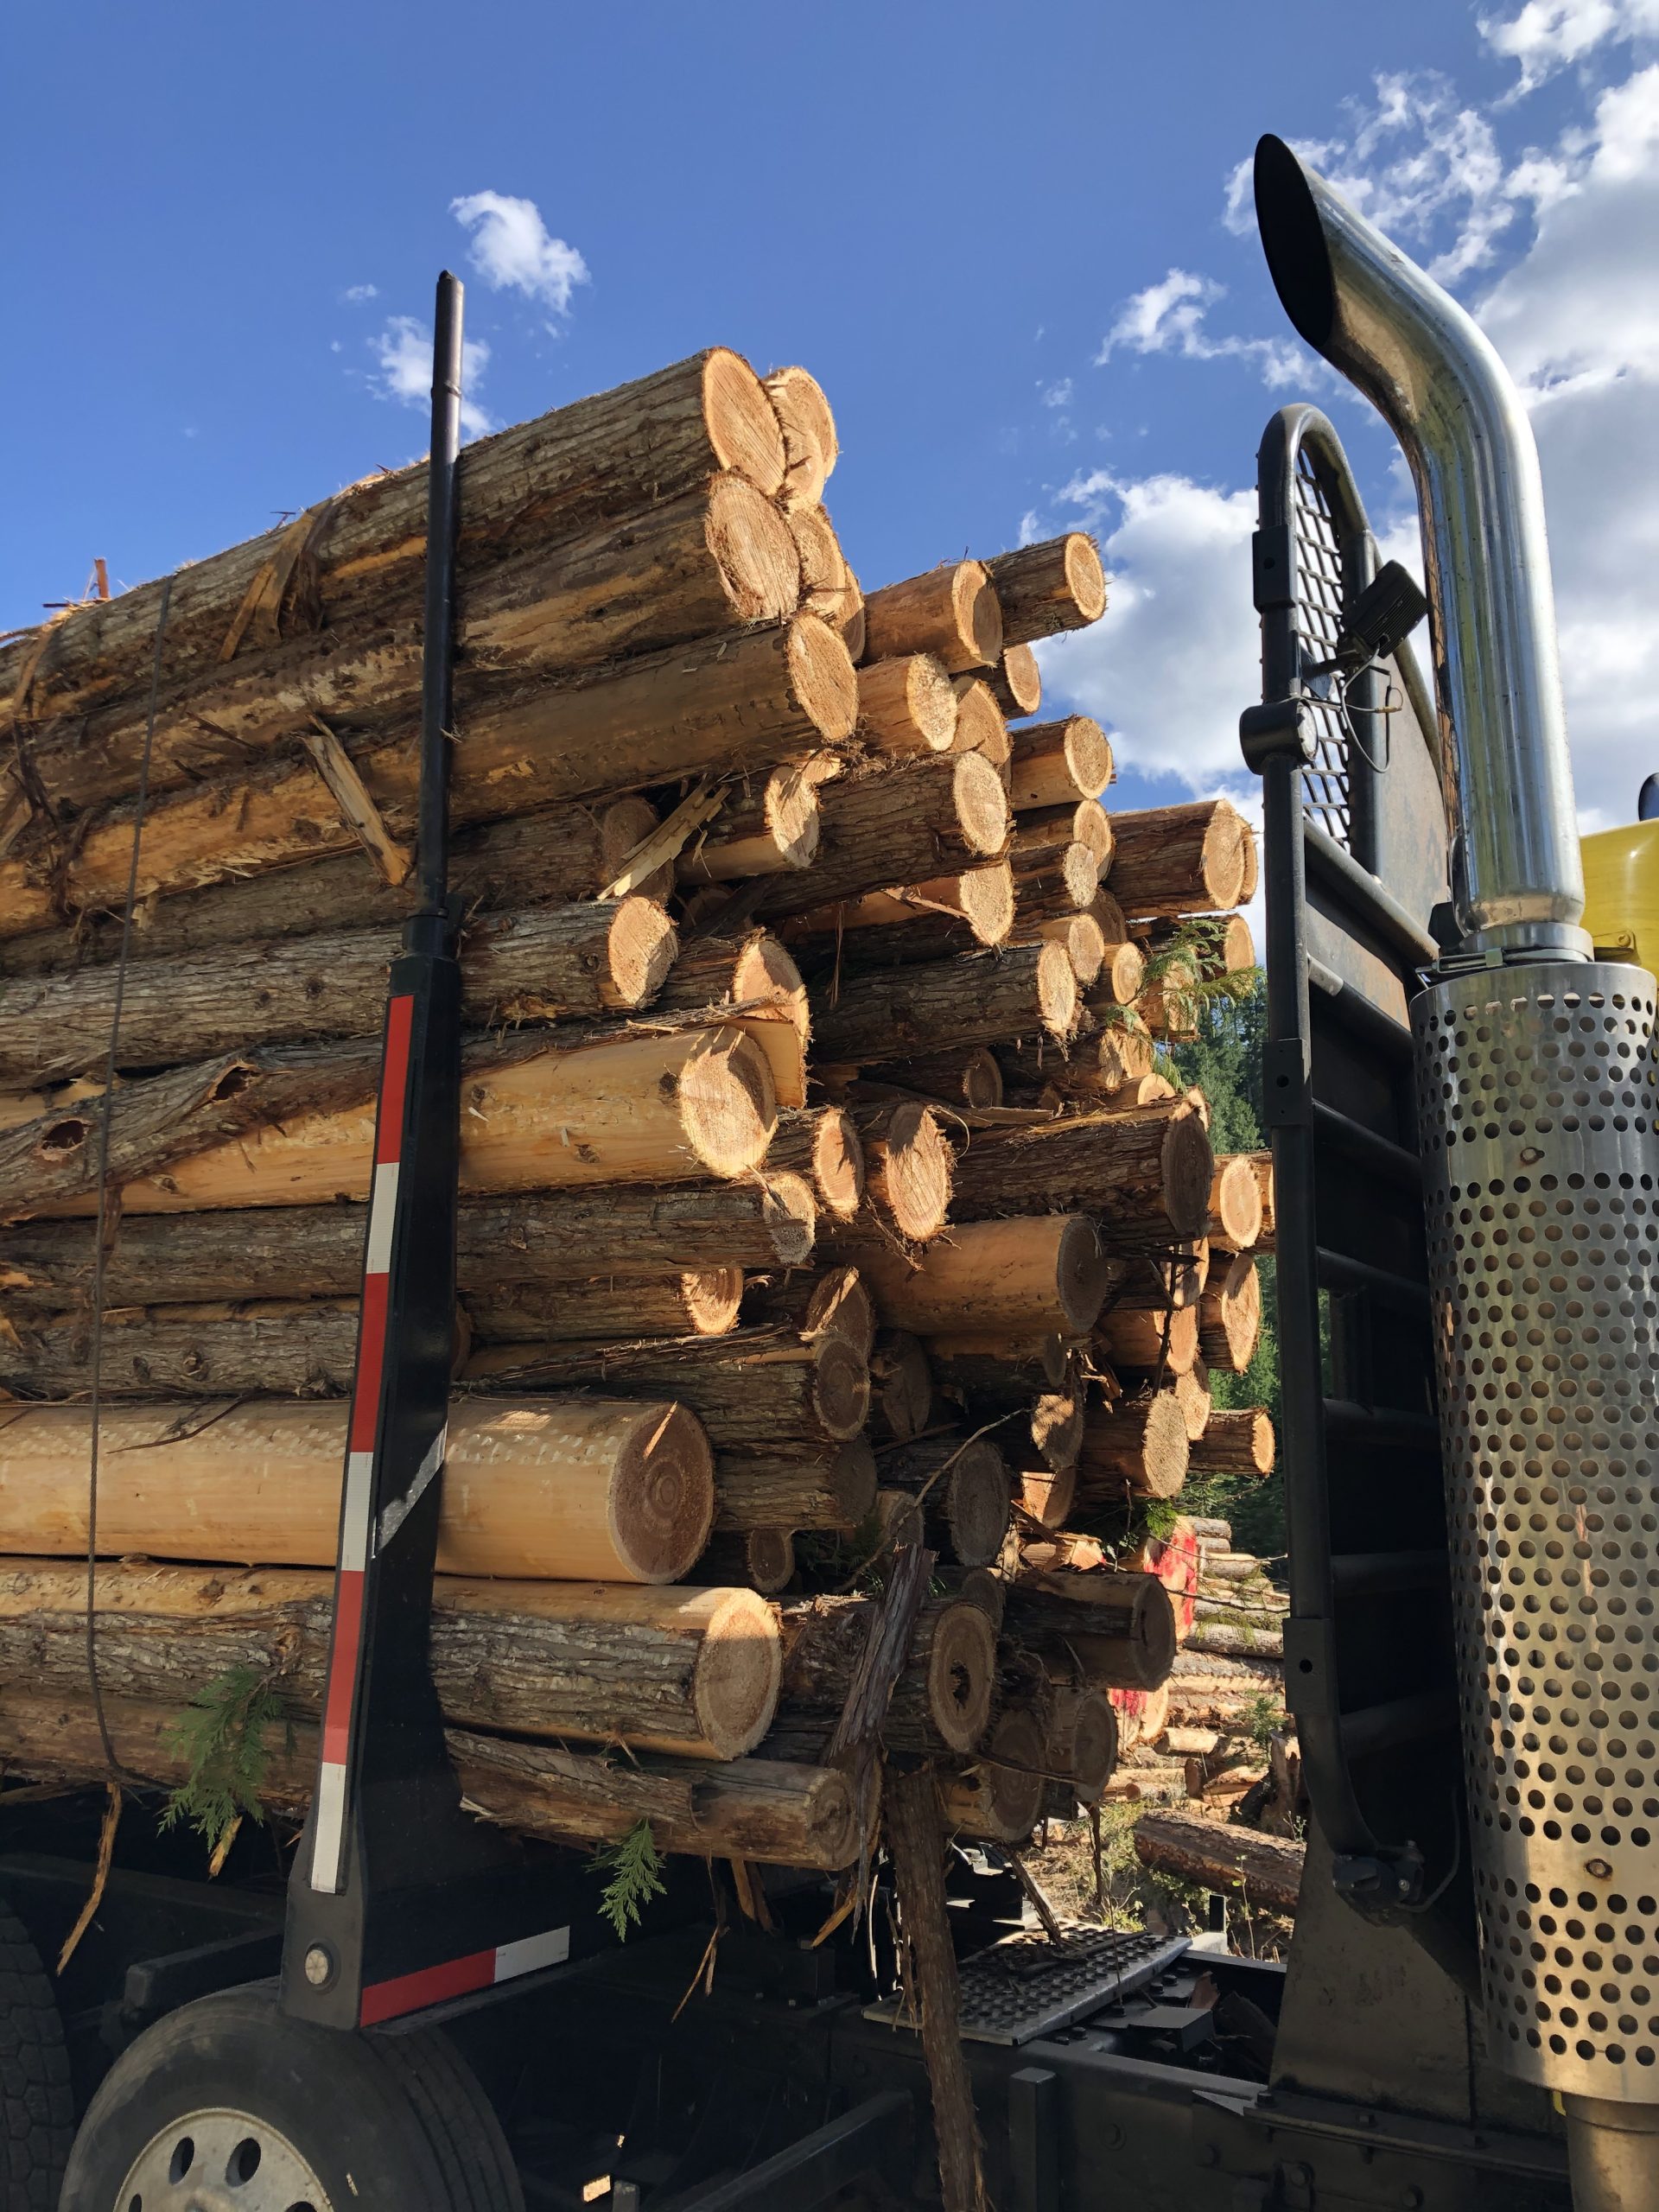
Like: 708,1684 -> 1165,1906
1169,978 -> 1284,1561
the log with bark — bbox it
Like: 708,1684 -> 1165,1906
0,615 -> 859,939
778,1595 -> 996,1755
1187,1407 -> 1275,1477
676,762 -> 827,881
0,1177 -> 817,1308
944,1098 -> 1214,1254
0,1559 -> 781,1760
753,753 -> 1008,924
1005,1569 -> 1177,1693
810,942 -> 1077,1065
983,645 -> 1041,721
1132,1811 -> 1304,1916
709,1440 -> 878,1535
463,1325 -> 869,1451
853,1100 -> 954,1242
0,1297 -> 365,1399
463,1268 -> 744,1344
0,1688 -> 862,1870
785,878 -> 1020,974
0,899 -> 679,1084
877,1434 -> 1014,1569
25,1025 -> 779,1220
983,537 -> 1107,645
2,351 -> 792,812
869,1329 -> 933,1443
999,1018 -> 1156,1104
861,563 -> 1002,673
1198,1255 -> 1262,1374
1107,799 -> 1249,920
766,1107 -> 864,1221
1008,840 -> 1101,916
855,655 -> 958,755
741,1264 -> 874,1358
860,1046 -> 1002,1111
1074,1391 -> 1191,1505
1007,718 -> 1113,811
828,1215 -> 1110,1338
936,1707 -> 1046,1844
0,798 -> 668,978
1094,1301 -> 1199,1378
0,1394 -> 715,1581
696,1528 -> 797,1598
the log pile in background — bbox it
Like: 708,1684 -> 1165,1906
0,347 -> 1278,1897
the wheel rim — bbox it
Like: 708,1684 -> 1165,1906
116,2108 -> 333,2212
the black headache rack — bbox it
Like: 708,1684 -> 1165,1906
1242,403 -> 1475,1977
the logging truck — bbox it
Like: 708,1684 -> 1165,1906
0,135 -> 1643,2212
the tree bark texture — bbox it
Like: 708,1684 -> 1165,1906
984,537 -> 1107,646
861,563 -> 1001,675
753,753 -> 1007,924
1106,800 -> 1249,921
1007,718 -> 1113,811
827,1215 -> 1109,1338
1132,1811 -> 1304,1916
810,942 -> 1076,1065
945,1100 -> 1214,1254
1074,1393 -> 1190,1505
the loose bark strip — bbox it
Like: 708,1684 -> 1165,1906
754,753 -> 1008,924
0,899 -> 678,1085
461,1325 -> 870,1451
1188,1407 -> 1275,1476
1007,718 -> 1113,811
0,1394 -> 715,1582
855,656 -> 958,755
31,1026 -> 777,1220
763,366 -> 837,510
767,1107 -> 864,1220
810,942 -> 1077,1065
0,1176 -> 816,1308
0,1688 -> 860,1870
0,1560 -> 781,1761
0,799 -> 667,978
984,536 -> 1107,645
830,1214 -> 1109,1338
1199,1254 -> 1262,1374
1075,1394 -> 1190,1505
862,563 -> 1002,674
0,617 -> 858,939
1108,799 -> 1249,920
946,1099 -> 1214,1254
984,645 -> 1041,721
883,1764 -> 987,2212
878,1434 -> 1013,1569
1133,1812 -> 1305,1915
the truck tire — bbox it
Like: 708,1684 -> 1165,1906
0,1904 -> 73,2209
60,1984 -> 523,2212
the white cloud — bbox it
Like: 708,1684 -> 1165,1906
1481,0 -> 1659,95
1034,469 -> 1260,798
1040,378 -> 1074,409
450,190 -> 589,318
342,283 -> 378,302
372,316 -> 496,440
1096,266 -> 1308,387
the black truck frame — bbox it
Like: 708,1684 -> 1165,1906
0,340 -> 1577,2207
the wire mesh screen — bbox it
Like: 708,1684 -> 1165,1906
1292,446 -> 1353,847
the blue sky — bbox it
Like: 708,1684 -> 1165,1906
7,0 -> 1657,834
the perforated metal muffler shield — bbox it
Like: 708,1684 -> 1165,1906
1414,962 -> 1659,2100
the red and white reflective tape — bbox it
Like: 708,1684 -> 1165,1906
359,1924 -> 571,2026
311,994 -> 413,1896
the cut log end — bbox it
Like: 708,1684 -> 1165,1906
607,1400 -> 719,1582
692,1586 -> 786,1758
857,655 -> 958,755
952,865 -> 1016,947
606,897 -> 681,1007
1162,1106 -> 1218,1241
677,1027 -> 778,1179
996,645 -> 1042,719
941,1707 -> 1045,1842
707,350 -> 790,496
951,750 -> 1013,859
1037,938 -> 1080,1041
872,1102 -> 953,1243
763,366 -> 837,509
807,1107 -> 865,1219
925,1601 -> 998,1753
786,614 -> 859,744
950,679 -> 1008,766
759,1172 -> 817,1266
1054,1212 -> 1111,1334
705,475 -> 801,621
1211,1154 -> 1265,1251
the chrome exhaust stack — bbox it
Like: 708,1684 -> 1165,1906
1255,137 -> 1659,2203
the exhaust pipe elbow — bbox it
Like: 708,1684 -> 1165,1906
1253,134 -> 1590,961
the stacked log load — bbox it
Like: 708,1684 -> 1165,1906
0,347 -> 1275,1892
